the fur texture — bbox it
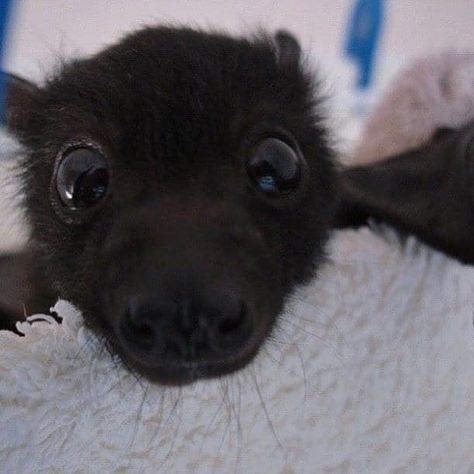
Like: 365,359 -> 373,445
0,231 -> 473,473
1,50 -> 474,473
1,27 -> 337,382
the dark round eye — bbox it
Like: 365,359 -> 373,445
246,137 -> 302,197
56,147 -> 109,210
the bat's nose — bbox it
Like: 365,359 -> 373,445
119,291 -> 252,361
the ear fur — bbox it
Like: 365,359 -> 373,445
1,72 -> 39,135
432,127 -> 455,141
274,30 -> 301,66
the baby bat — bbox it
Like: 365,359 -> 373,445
0,26 -> 472,385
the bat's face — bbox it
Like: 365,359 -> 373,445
9,27 -> 336,384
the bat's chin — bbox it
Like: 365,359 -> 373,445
122,341 -> 264,386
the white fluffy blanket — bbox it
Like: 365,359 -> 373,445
1,53 -> 474,473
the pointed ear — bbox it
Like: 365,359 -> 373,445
274,30 -> 301,66
1,72 -> 39,135
432,127 -> 455,141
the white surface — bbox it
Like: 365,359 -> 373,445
1,230 -> 473,473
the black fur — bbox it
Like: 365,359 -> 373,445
0,26 -> 337,384
1,25 -> 472,385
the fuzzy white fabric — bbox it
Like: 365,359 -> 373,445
1,53 -> 474,473
352,51 -> 474,164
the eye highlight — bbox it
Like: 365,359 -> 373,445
246,137 -> 302,198
56,147 -> 109,210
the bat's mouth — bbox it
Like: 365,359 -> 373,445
119,336 -> 265,386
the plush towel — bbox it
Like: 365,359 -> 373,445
1,52 -> 474,473
352,51 -> 474,164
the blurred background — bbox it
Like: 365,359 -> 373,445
1,0 -> 473,251
2,0 -> 474,148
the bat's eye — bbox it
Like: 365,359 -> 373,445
56,147 -> 109,210
247,137 -> 302,197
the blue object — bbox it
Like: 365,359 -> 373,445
0,0 -> 13,120
345,0 -> 385,90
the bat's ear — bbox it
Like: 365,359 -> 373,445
274,30 -> 301,66
1,72 -> 39,136
432,127 -> 455,141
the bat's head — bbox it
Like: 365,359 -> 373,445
4,27 -> 336,384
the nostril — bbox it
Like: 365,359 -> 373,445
118,294 -> 253,363
120,305 -> 155,351
214,303 -> 252,351
217,304 -> 246,335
